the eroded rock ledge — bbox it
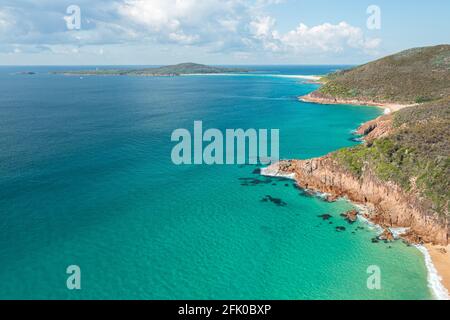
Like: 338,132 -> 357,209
266,157 -> 448,245
299,91 -> 417,113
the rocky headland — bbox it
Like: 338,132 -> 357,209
264,157 -> 448,245
265,44 -> 450,298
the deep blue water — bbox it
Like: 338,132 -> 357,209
0,66 -> 431,299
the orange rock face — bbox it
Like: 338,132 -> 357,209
355,115 -> 393,142
267,158 -> 448,245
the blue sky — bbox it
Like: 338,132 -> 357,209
0,0 -> 449,65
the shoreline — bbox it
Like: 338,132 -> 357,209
262,164 -> 449,299
351,204 -> 449,300
268,86 -> 449,298
299,92 -> 417,114
423,244 -> 450,299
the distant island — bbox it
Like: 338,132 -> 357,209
52,63 -> 249,77
15,71 -> 36,75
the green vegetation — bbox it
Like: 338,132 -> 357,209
318,45 -> 450,104
324,45 -> 450,216
54,63 -> 249,76
334,98 -> 450,216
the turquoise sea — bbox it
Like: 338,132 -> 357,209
0,66 -> 432,299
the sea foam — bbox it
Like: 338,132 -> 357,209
415,245 -> 449,300
260,166 -> 296,180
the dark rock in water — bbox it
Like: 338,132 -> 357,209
261,195 -> 287,207
298,190 -> 313,198
335,226 -> 346,232
252,168 -> 261,174
371,238 -> 380,243
272,177 -> 290,182
293,184 -> 302,190
272,183 -> 277,186
341,210 -> 358,224
329,222 -> 333,224
239,177 -> 273,186
285,184 -> 289,187
318,214 -> 332,221
17,71 -> 36,75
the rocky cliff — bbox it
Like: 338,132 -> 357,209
267,157 -> 448,245
285,46 -> 450,246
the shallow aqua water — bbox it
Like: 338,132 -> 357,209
0,66 -> 431,299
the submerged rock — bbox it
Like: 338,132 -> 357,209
318,214 -> 332,221
261,195 -> 287,207
239,177 -> 273,186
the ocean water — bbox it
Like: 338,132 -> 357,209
0,66 -> 432,299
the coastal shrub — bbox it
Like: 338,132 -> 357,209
318,45 -> 450,103
334,98 -> 450,216
324,46 -> 450,215
415,96 -> 433,104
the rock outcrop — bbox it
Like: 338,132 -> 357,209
355,114 -> 394,142
267,158 -> 448,245
378,229 -> 395,242
342,210 -> 358,223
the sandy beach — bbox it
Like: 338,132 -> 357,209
425,244 -> 450,298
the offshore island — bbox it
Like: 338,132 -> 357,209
52,62 -> 249,77
264,44 -> 450,297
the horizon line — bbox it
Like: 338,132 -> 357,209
0,63 -> 358,67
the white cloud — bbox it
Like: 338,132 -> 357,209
168,31 -> 199,44
250,16 -> 276,39
218,19 -> 239,33
116,0 -> 248,45
0,9 -> 13,32
0,0 -> 381,59
249,19 -> 381,55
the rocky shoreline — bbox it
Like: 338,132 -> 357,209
264,158 -> 448,245
262,157 -> 449,298
290,45 -> 450,298
262,97 -> 450,298
299,91 -> 417,113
